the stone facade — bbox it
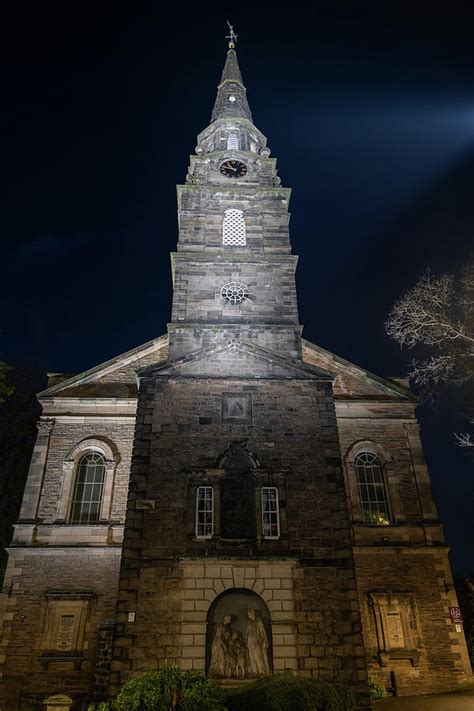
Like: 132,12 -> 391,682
0,43 -> 471,711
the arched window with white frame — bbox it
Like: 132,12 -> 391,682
223,209 -> 246,246
69,452 -> 106,524
355,451 -> 391,525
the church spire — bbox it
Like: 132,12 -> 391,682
211,24 -> 253,123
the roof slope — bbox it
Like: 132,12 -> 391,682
38,333 -> 412,402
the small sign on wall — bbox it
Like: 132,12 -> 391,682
449,607 -> 463,624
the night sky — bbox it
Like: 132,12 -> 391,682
2,4 -> 473,573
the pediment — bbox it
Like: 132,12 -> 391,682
144,339 -> 334,381
39,334 -> 169,399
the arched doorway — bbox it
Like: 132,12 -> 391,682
206,588 -> 272,679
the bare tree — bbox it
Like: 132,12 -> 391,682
385,258 -> 474,445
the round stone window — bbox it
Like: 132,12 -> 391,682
221,281 -> 249,305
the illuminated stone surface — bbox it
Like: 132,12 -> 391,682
0,44 -> 470,711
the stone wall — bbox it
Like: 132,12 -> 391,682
0,549 -> 121,710
354,547 -> 471,694
109,372 -> 368,704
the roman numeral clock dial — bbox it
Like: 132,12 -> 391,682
219,159 -> 247,178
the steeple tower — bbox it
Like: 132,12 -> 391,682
169,36 -> 300,362
211,47 -> 253,122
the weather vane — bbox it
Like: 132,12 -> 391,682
226,21 -> 238,49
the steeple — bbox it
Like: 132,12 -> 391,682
211,41 -> 253,123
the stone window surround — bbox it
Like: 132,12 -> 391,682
187,469 -> 287,543
344,441 -> 396,525
180,560 -> 298,673
56,438 -> 118,524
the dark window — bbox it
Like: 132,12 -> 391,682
355,452 -> 391,525
196,486 -> 213,538
70,452 -> 105,524
261,487 -> 280,538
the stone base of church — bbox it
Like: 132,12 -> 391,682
1,549 -> 471,709
354,546 -> 472,696
108,556 -> 369,704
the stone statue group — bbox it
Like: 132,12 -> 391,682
208,608 -> 270,679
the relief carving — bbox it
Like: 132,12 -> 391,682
208,608 -> 270,678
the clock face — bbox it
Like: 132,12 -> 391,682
219,160 -> 247,178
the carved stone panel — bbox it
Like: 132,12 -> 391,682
222,393 -> 252,424
206,589 -> 272,679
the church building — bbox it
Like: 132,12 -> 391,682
0,36 -> 471,711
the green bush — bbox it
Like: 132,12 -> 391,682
114,666 -> 226,711
224,673 -> 356,711
368,675 -> 387,700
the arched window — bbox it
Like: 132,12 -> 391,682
223,209 -> 246,246
70,452 -> 106,524
355,451 -> 391,525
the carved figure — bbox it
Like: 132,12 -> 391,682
208,614 -> 232,677
229,630 -> 246,678
245,608 -> 270,676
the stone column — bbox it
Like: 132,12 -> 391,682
18,418 -> 55,521
404,422 -> 438,520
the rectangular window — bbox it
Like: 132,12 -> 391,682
261,487 -> 280,539
196,486 -> 213,538
227,132 -> 239,150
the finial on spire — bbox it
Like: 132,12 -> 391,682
226,21 -> 238,49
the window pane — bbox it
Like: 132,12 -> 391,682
355,452 -> 390,525
196,486 -> 213,538
261,487 -> 280,539
70,452 -> 106,524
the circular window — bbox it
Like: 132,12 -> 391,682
221,281 -> 249,305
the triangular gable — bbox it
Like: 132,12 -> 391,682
38,334 -> 169,399
143,338 -> 334,381
301,339 -> 413,401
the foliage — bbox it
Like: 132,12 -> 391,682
114,666 -> 226,711
385,258 -> 474,445
224,673 -> 356,711
88,703 -> 114,711
454,575 -> 474,666
367,675 -> 387,700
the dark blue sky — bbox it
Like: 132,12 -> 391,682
2,3 -> 473,572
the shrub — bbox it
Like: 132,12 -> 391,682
224,673 -> 356,711
114,665 -> 226,711
368,675 -> 387,700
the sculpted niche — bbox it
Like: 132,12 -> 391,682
206,589 -> 272,679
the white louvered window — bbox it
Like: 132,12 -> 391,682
196,486 -> 213,538
227,132 -> 239,149
223,209 -> 246,246
261,487 -> 280,539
